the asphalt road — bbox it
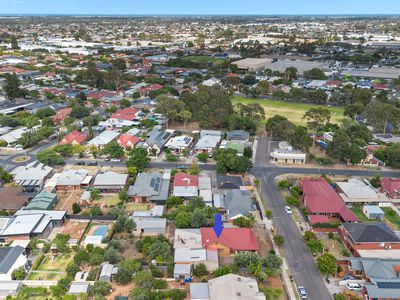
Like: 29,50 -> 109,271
252,135 -> 400,300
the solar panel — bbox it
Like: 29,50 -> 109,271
154,183 -> 160,191
377,282 -> 400,289
156,177 -> 161,184
150,178 -> 156,187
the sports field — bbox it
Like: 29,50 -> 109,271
232,96 -> 345,126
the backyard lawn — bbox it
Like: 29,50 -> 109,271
232,96 -> 345,126
37,253 -> 73,272
382,208 -> 400,230
27,271 -> 65,281
320,238 -> 347,258
350,208 -> 375,223
92,194 -> 121,207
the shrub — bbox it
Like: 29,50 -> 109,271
277,180 -> 290,190
285,195 -> 300,207
152,279 -> 168,289
328,232 -> 334,239
33,254 -> 44,270
150,265 -> 164,278
193,263 -> 208,277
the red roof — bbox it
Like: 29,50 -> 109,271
324,80 -> 342,87
308,215 -> 330,225
374,83 -> 389,90
381,177 -> 400,198
301,178 -> 358,222
53,107 -> 72,123
111,107 -> 139,121
173,173 -> 199,187
117,134 -> 140,147
200,228 -> 259,251
60,130 -> 87,145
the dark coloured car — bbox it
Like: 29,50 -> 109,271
87,162 -> 98,166
75,161 -> 86,166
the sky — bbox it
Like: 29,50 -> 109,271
1,0 -> 400,15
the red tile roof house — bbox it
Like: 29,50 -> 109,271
117,134 -> 140,150
300,178 -> 358,226
200,228 -> 259,257
380,177 -> 400,200
53,107 -> 72,124
173,173 -> 199,198
59,131 -> 88,145
111,107 -> 141,121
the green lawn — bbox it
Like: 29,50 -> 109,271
92,194 -> 121,207
350,208 -> 375,223
37,253 -> 73,272
184,55 -> 225,63
232,96 -> 345,126
27,272 -> 65,281
382,208 -> 400,230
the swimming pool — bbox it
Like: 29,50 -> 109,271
93,225 -> 109,238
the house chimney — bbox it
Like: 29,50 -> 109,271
393,265 -> 400,277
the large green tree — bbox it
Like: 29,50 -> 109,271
265,115 -> 294,141
3,73 -> 25,99
302,107 -> 331,144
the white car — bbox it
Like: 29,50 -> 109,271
346,282 -> 362,291
297,286 -> 308,299
110,158 -> 122,162
284,206 -> 292,215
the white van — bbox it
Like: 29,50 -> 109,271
346,282 -> 362,291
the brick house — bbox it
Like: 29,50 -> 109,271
380,177 -> 400,200
59,130 -> 88,145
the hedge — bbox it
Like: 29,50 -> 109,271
312,222 -> 341,228
32,254 -> 44,270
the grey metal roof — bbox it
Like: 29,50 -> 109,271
93,172 -> 128,187
190,283 -> 210,300
128,171 -> 170,202
227,130 -> 250,141
343,223 -> 400,243
145,129 -> 172,149
0,246 -> 24,274
224,189 -> 253,219
133,217 -> 166,230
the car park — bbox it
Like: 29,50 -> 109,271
285,206 -> 293,215
297,286 -> 308,299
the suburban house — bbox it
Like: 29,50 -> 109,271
56,169 -> 89,191
117,134 -> 140,149
270,142 -> 306,164
173,173 -> 199,197
336,178 -> 389,204
128,171 -> 171,205
199,177 -> 213,206
141,128 -> 172,155
25,191 -> 57,211
226,130 -> 250,142
87,130 -> 120,148
219,140 -> 247,156
174,229 -> 219,275
190,274 -> 266,300
11,161 -> 53,192
132,217 -> 166,235
92,172 -> 128,192
338,223 -> 400,256
195,135 -> 221,155
110,107 -> 141,121
59,130 -> 87,145
380,177 -> 400,200
0,246 -> 28,281
99,262 -> 118,282
300,178 -> 358,225
341,257 -> 400,300
164,135 -> 194,153
0,187 -> 28,212
214,189 -> 254,221
200,227 -> 259,257
0,210 -> 66,242
53,107 -> 72,124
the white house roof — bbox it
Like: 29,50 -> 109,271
56,169 -> 88,186
195,135 -> 221,150
337,178 -> 389,203
12,161 -> 53,183
93,172 -> 128,187
165,135 -> 193,149
87,130 -> 120,146
174,248 -> 207,263
174,228 -> 202,249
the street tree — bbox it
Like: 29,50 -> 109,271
302,108 -> 331,144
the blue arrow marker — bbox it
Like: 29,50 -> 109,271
212,214 -> 224,238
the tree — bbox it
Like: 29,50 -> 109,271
104,247 -> 122,265
243,147 -> 253,159
90,206 -> 102,216
344,102 -> 364,119
93,281 -> 111,297
197,152 -> 208,163
306,239 -> 324,254
193,263 -> 208,277
233,216 -> 255,228
127,148 -> 150,172
53,144 -> 74,157
133,270 -> 153,290
70,106 -> 92,119
3,73 -> 25,99
166,196 -> 183,208
124,218 -> 136,232
302,108 -> 331,144
119,189 -> 128,201
366,102 -> 400,134
72,203 -> 81,214
326,129 -> 350,162
285,67 -> 298,80
149,240 -> 172,261
348,144 -> 367,165
190,209 -> 208,228
102,141 -> 124,158
304,68 -> 326,80
277,180 -> 289,190
37,149 -> 64,165
0,166 -> 12,183
273,235 -> 285,247
175,211 -> 191,228
265,115 -> 294,141
10,35 -> 19,49
256,80 -> 269,95
262,253 -> 282,270
12,267 -> 25,280
289,126 -> 312,152
90,188 -> 101,201
234,252 -> 260,267
316,253 -> 337,276
155,95 -> 185,128
179,110 -> 192,131
215,148 -> 252,174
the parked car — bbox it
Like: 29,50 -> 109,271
343,275 -> 355,281
177,165 -> 187,170
75,161 -> 86,166
346,282 -> 362,291
297,286 -> 308,299
285,206 -> 293,215
110,158 -> 122,162
87,162 -> 98,166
